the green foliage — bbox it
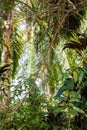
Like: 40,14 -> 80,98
0,0 -> 87,129
54,66 -> 87,129
62,0 -> 86,36
63,33 -> 87,57
1,0 -> 16,13
1,65 -> 87,129
11,28 -> 24,78
0,77 -> 49,130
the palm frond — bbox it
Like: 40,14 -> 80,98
63,37 -> 87,51
11,28 -> 24,78
63,42 -> 82,50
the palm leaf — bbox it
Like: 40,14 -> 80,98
63,42 -> 82,50
11,28 -> 24,78
63,37 -> 87,52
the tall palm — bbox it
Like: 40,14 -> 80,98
0,0 -> 86,104
17,0 -> 87,97
0,0 -> 87,129
0,0 -> 24,106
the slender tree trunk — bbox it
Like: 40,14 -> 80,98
1,12 -> 13,105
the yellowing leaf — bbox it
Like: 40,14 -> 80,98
73,71 -> 78,83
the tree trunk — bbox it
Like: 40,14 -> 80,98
1,12 -> 13,106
